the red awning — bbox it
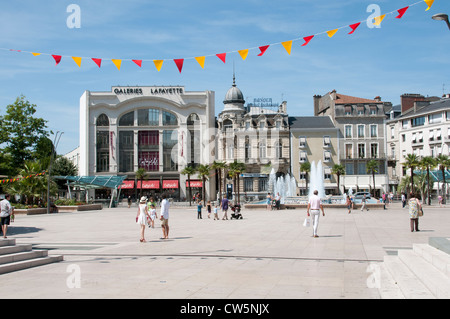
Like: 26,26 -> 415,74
186,180 -> 202,188
119,180 -> 134,189
163,180 -> 179,189
137,180 -> 160,189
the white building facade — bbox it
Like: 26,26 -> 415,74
79,86 -> 216,201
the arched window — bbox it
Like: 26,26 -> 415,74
119,111 -> 134,126
187,113 -> 200,125
163,111 -> 178,126
96,114 -> 109,126
138,108 -> 159,126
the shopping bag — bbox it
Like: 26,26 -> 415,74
303,217 -> 310,227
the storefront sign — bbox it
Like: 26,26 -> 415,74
186,180 -> 202,188
119,180 -> 134,189
163,180 -> 179,189
137,180 -> 160,189
113,87 -> 143,95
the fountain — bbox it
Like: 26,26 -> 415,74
269,168 -> 297,204
308,160 -> 325,200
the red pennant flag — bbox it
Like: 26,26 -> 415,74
92,58 -> 102,68
396,6 -> 409,19
174,59 -> 184,73
257,45 -> 270,56
301,35 -> 314,46
52,55 -> 62,65
348,22 -> 361,35
216,53 -> 227,63
132,60 -> 142,67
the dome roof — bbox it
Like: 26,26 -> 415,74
224,76 -> 245,105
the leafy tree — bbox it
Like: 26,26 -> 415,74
331,164 -> 345,195
211,160 -> 227,202
135,168 -> 147,199
403,154 -> 420,195
300,162 -> 311,196
419,156 -> 436,205
0,95 -> 50,174
366,160 -> 379,197
196,164 -> 211,205
181,165 -> 197,206
436,154 -> 450,203
228,160 -> 246,204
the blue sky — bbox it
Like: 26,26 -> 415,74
0,0 -> 449,155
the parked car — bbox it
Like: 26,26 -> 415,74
354,192 -> 371,199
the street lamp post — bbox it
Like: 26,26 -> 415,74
432,13 -> 450,30
47,131 -> 64,214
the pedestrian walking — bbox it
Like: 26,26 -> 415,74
136,197 -> 151,242
213,204 -> 219,220
0,194 -> 14,239
408,192 -> 422,232
361,194 -> 369,211
127,196 -> 132,208
206,201 -> 211,218
197,200 -> 203,219
160,194 -> 170,239
266,193 -> 272,211
401,193 -> 406,208
346,195 -> 352,214
221,196 -> 229,220
148,204 -> 157,228
306,190 -> 325,238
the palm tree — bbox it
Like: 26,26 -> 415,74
366,160 -> 379,198
403,154 -> 420,195
420,156 -> 436,205
331,164 -> 345,195
196,164 -> 211,205
300,162 -> 311,196
211,160 -> 227,202
436,154 -> 449,203
181,166 -> 197,206
135,168 -> 146,200
227,160 -> 246,205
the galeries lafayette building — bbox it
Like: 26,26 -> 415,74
79,86 -> 216,201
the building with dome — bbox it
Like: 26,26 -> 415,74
217,76 -> 291,201
78,86 -> 216,202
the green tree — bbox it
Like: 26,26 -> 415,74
135,168 -> 147,199
181,166 -> 197,206
403,154 -> 420,195
300,162 -> 311,196
419,156 -> 436,205
366,160 -> 379,197
0,95 -> 50,174
436,154 -> 450,203
211,160 -> 227,202
331,164 -> 345,195
228,160 -> 246,204
196,164 -> 211,205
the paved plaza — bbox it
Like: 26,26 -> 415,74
0,201 -> 449,299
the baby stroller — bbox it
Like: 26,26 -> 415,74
230,203 -> 243,219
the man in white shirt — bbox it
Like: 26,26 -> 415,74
160,194 -> 170,239
1,194 -> 14,238
306,190 -> 325,238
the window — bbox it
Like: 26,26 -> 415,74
436,129 -> 442,140
357,125 -> 365,138
275,140 -> 282,159
223,119 -> 233,132
259,178 -> 268,191
369,106 -> 377,115
370,125 -> 377,138
299,137 -> 306,147
245,138 -> 251,159
390,126 -> 395,139
244,178 -> 253,192
259,140 -> 266,159
370,143 -> 378,158
162,111 -> 178,126
357,106 -> 364,115
299,172 -> 307,180
187,113 -> 200,125
358,143 -> 365,158
119,111 -> 134,126
345,105 -> 352,115
138,108 -> 160,126
358,162 -> 366,175
345,163 -> 354,175
345,125 -> 352,138
96,114 -> 109,126
402,134 -> 406,142
429,113 -> 443,124
323,136 -> 331,147
402,120 -> 408,129
96,131 -> 109,172
411,116 -> 425,127
324,151 -> 331,162
299,151 -> 307,162
324,168 -> 332,180
163,130 -> 178,171
345,144 -> 353,159
119,131 -> 134,172
138,131 -> 159,171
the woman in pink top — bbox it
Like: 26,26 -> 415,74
307,190 -> 325,238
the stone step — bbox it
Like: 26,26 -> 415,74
398,249 -> 450,299
0,250 -> 48,265
413,244 -> 450,278
378,263 -> 405,299
0,244 -> 32,256
0,239 -> 16,247
383,255 -> 435,299
0,255 -> 63,275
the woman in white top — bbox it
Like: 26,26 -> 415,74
136,197 -> 151,242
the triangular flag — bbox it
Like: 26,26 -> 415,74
281,41 -> 293,55
326,29 -> 338,38
72,56 -> 82,67
174,59 -> 184,73
348,22 -> 361,34
52,55 -> 62,65
257,45 -> 270,56
132,60 -> 142,67
195,56 -> 205,69
31,52 -> 41,56
424,0 -> 434,11
238,49 -> 249,60
373,14 -> 386,26
112,59 -> 122,70
396,6 -> 409,19
92,58 -> 102,68
301,35 -> 314,46
153,60 -> 163,71
216,53 -> 226,63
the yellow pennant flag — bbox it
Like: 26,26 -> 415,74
31,52 -> 41,56
326,29 -> 338,38
281,41 -> 293,55
238,49 -> 249,61
153,60 -> 164,72
72,56 -> 82,67
424,0 -> 434,11
112,59 -> 122,70
373,14 -> 386,26
195,56 -> 205,69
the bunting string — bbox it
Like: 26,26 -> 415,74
0,0 -> 435,73
0,172 -> 47,185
